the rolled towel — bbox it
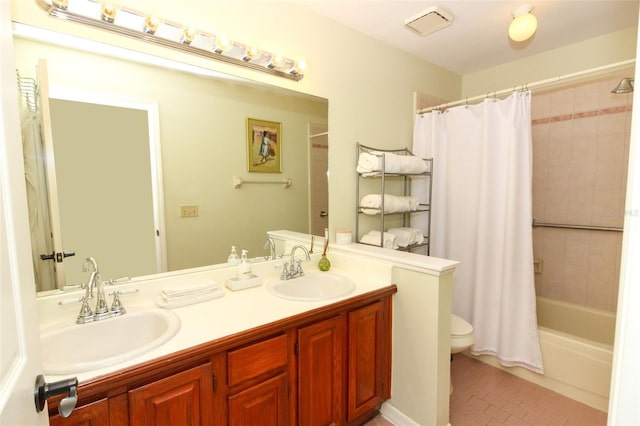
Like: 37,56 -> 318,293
360,194 -> 418,214
360,230 -> 398,249
387,227 -> 424,247
356,152 -> 428,174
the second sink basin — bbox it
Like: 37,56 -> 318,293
266,271 -> 356,302
41,307 -> 181,375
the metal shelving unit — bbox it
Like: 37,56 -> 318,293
355,143 -> 433,254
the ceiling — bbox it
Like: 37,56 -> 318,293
300,1 -> 640,75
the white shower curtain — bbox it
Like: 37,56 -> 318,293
413,92 -> 543,373
20,96 -> 56,292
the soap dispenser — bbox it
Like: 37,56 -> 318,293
238,250 -> 251,279
228,246 -> 240,265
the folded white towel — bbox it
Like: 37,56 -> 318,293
387,227 -> 424,247
360,230 -> 398,249
156,287 -> 224,308
161,282 -> 219,300
356,152 -> 428,175
360,194 -> 419,214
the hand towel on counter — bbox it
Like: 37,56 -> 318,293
387,227 -> 424,247
360,193 -> 419,214
356,151 -> 429,175
161,282 -> 219,299
360,230 -> 399,249
156,281 -> 224,308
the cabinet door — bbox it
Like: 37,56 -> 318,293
49,398 -> 109,426
298,315 -> 345,426
228,373 -> 288,426
347,301 -> 389,421
129,363 -> 214,426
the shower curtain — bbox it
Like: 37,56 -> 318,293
20,94 -> 56,292
413,92 -> 543,373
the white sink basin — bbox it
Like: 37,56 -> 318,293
41,307 -> 181,375
266,271 -> 356,302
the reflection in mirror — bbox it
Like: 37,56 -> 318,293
13,25 -> 328,293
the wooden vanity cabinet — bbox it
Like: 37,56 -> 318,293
347,300 -> 391,422
298,315 -> 346,426
226,334 -> 290,426
49,398 -> 109,426
48,287 -> 396,426
128,363 -> 214,426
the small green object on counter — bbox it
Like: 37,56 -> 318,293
318,254 -> 331,271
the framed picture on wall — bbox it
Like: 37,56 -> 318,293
247,118 -> 282,173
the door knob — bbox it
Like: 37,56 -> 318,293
319,211 -> 328,217
34,374 -> 78,418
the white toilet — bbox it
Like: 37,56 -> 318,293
450,314 -> 475,354
450,314 -> 475,394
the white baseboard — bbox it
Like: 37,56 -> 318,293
379,402 -> 419,426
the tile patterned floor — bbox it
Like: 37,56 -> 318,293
366,353 -> 607,426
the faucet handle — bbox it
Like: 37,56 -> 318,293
295,260 -> 304,276
109,288 -> 139,316
76,297 -> 94,324
280,262 -> 290,280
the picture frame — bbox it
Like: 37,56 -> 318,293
247,118 -> 282,173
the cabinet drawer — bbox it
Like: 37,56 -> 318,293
228,334 -> 288,386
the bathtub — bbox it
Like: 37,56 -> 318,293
472,297 -> 615,412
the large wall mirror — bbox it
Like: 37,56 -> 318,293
13,25 -> 329,293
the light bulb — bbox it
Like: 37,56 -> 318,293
181,26 -> 197,45
144,16 -> 160,34
268,54 -> 285,69
101,3 -> 117,23
214,35 -> 233,53
508,6 -> 537,42
242,45 -> 261,61
292,58 -> 309,75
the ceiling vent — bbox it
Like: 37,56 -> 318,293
404,6 -> 453,36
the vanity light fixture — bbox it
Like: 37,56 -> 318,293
508,4 -> 537,42
35,0 -> 307,81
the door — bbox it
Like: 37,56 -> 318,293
308,123 -> 328,236
0,2 -> 49,424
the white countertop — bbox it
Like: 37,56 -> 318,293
38,250 -> 396,383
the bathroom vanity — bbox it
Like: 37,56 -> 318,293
46,286 -> 395,426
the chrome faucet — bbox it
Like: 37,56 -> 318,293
76,257 -> 126,324
264,236 -> 277,260
280,244 -> 311,280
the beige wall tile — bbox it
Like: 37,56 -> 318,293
551,88 -> 575,116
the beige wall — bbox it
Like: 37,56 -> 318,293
462,27 -> 638,98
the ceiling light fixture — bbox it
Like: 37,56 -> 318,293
508,5 -> 537,42
35,0 -> 307,81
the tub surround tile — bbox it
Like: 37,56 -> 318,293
531,78 -> 629,313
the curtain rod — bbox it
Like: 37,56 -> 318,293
418,59 -> 636,114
